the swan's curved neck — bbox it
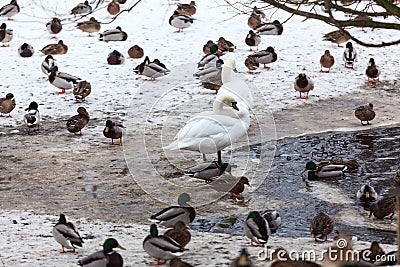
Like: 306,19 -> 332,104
221,65 -> 233,84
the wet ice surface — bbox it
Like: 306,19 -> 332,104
192,126 -> 400,244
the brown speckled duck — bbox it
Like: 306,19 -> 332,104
355,103 -> 375,125
245,56 -> 259,73
294,73 -> 314,100
247,10 -> 262,30
18,43 -> 34,57
66,107 -> 89,135
127,45 -> 144,58
320,50 -> 334,72
40,40 -> 68,55
0,93 -> 15,117
230,248 -> 255,267
107,1 -> 120,15
164,221 -> 191,248
46,17 -> 62,39
323,30 -> 350,47
369,196 -> 396,219
366,58 -> 380,84
76,17 -> 101,36
176,1 -> 196,16
310,212 -> 334,242
107,50 -> 125,65
73,81 -> 91,102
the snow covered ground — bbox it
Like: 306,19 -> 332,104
1,0 -> 399,266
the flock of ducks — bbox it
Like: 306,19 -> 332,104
0,0 -> 397,266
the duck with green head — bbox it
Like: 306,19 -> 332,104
197,44 -> 219,69
186,160 -> 231,184
52,214 -> 84,253
143,224 -> 188,266
250,46 -> 277,69
78,238 -> 125,267
366,58 -> 380,84
255,20 -> 283,35
150,193 -> 196,228
103,119 -> 124,145
244,211 -> 270,246
301,161 -> 346,181
294,73 -> 314,100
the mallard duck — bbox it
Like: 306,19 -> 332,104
134,56 -> 169,80
48,66 -> 80,94
176,1 -> 196,16
262,210 -> 281,234
366,58 -> 380,84
40,40 -> 68,55
357,184 -> 377,202
251,6 -> 266,19
107,1 -> 120,15
329,158 -> 359,172
66,107 -> 89,135
342,41 -> 357,68
170,257 -> 193,267
230,248 -> 255,267
301,161 -> 346,180
245,30 -> 261,51
99,26 -> 127,41
164,221 -> 191,248
0,23 -> 13,47
71,1 -> 92,16
78,238 -> 125,267
244,211 -> 270,246
355,103 -> 375,125
24,101 -> 40,133
394,169 -> 400,187
247,12 -> 262,30
0,0 -> 19,20
245,56 -> 259,73
217,37 -> 235,56
76,17 -> 101,36
360,241 -> 385,263
229,176 -> 250,198
18,43 -> 34,57
127,45 -> 144,58
320,50 -> 334,72
369,196 -> 396,219
169,11 -> 194,32
46,18 -> 62,39
250,46 -> 277,69
255,20 -> 283,35
107,50 -> 125,65
41,55 -> 57,75
143,224 -> 188,266
310,212 -> 334,242
323,30 -> 350,47
203,40 -> 216,54
73,81 -> 91,102
52,214 -> 84,253
194,59 -> 223,93
294,73 -> 314,100
186,161 -> 230,184
0,93 -> 15,117
103,120 -> 124,145
150,193 -> 196,228
197,46 -> 219,69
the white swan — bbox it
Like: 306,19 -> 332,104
217,58 -> 254,109
163,94 -> 250,163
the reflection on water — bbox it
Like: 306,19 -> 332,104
192,127 -> 400,244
